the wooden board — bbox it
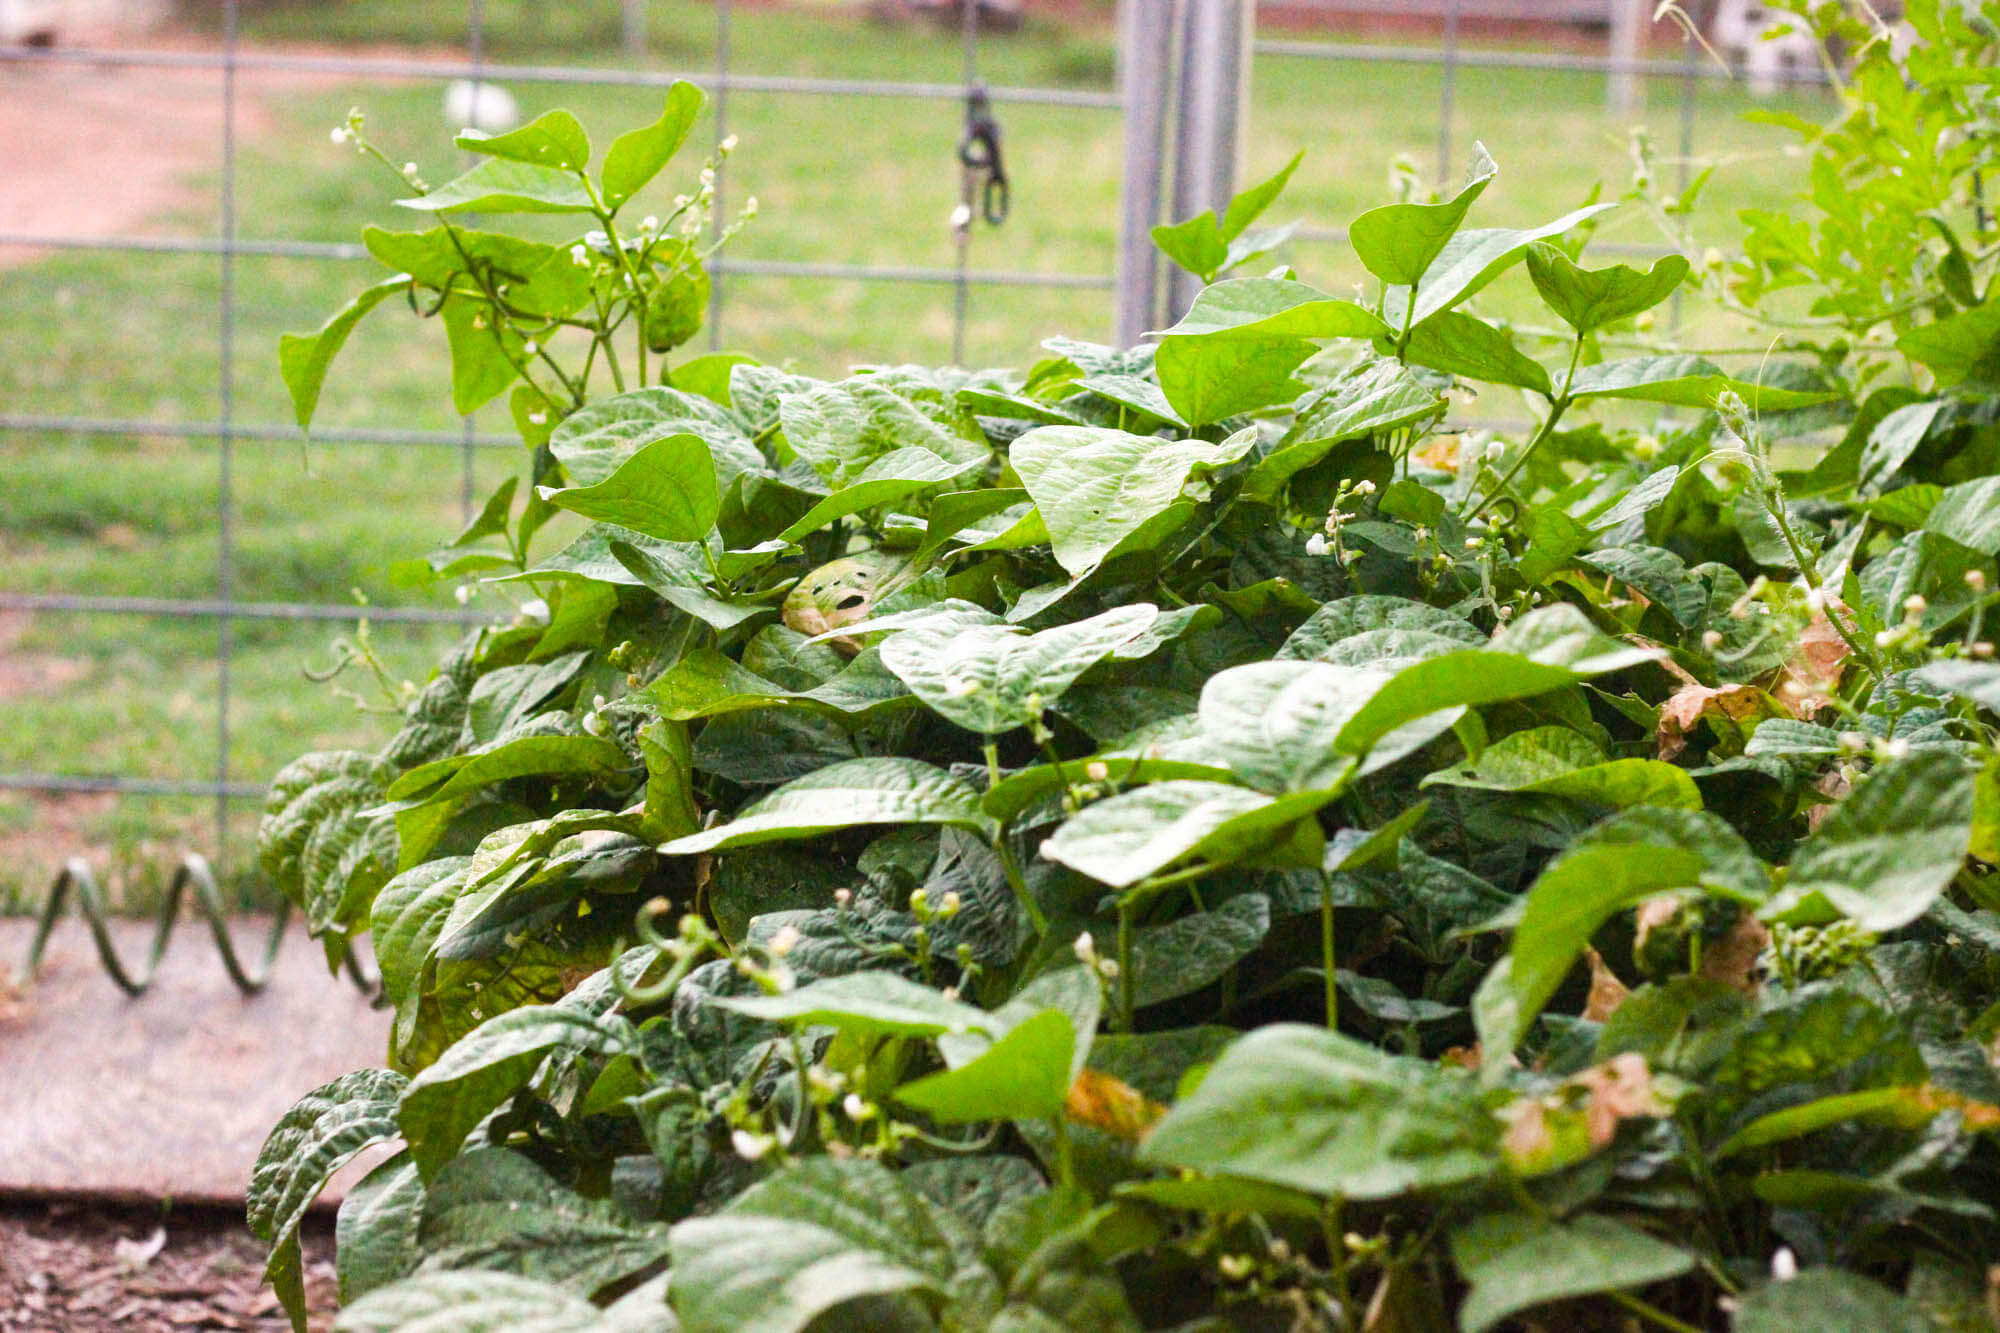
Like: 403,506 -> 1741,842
0,916 -> 392,1207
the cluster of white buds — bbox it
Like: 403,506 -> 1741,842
1071,930 -> 1119,980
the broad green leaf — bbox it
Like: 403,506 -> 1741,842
441,290 -> 527,414
879,604 -> 1159,735
335,1271 -> 603,1333
1138,1024 -> 1496,1199
1038,780 -> 1330,888
1923,475 -> 2000,555
1150,213 -> 1227,283
457,109 -> 591,170
384,734 -> 635,868
669,1159 -> 957,1333
1010,426 -> 1256,579
1243,358 -> 1444,501
1475,807 -> 1764,1059
1421,726 -> 1701,810
1075,372 -> 1186,427
780,377 -> 988,486
1113,1175 -> 1323,1220
277,276 -> 407,429
1125,894 -> 1271,1008
1523,243 -> 1690,335
1713,1085 -> 1936,1158
1333,604 -> 1658,757
1914,658 -> 2000,713
369,856 -> 471,1016
418,1148 -> 672,1294
1896,295 -> 2000,387
1859,399 -> 1949,494
334,1152 -> 424,1304
1778,750 -> 1974,931
1151,279 -> 1390,425
659,758 -> 992,854
536,431 -> 719,542
1153,278 -> 1390,344
1277,595 -> 1483,660
1195,660 -> 1385,792
549,386 -> 762,488
715,970 -> 998,1039
1154,336 -> 1312,425
896,1008 -> 1077,1124
250,1069 -> 411,1333
1220,150 -> 1305,242
1732,1270 -> 1933,1333
601,81 -> 704,209
400,1006 -> 639,1178
1449,1212 -> 1694,1333
1396,310 -> 1552,396
775,446 -> 978,544
641,646 -> 912,725
1393,202 -> 1619,327
1348,145 -> 1496,287
397,157 -> 598,214
1566,355 -> 1838,411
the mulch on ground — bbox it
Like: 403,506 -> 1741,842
0,1200 -> 339,1333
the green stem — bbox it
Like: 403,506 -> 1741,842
1470,336 -> 1583,520
1116,898 -> 1136,1033
1608,1289 -> 1705,1333
1321,868 -> 1339,1031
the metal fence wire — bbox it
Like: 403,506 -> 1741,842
0,0 -> 1821,903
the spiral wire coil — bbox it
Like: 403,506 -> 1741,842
21,854 -> 374,998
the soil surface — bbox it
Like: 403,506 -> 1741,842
0,1200 -> 338,1333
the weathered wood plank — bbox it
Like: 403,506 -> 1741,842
0,917 -> 391,1206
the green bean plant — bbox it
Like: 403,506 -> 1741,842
248,58 -> 2000,1333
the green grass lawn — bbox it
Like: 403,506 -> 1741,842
0,0 -> 1826,907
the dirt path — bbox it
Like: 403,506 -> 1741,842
0,1201 -> 339,1333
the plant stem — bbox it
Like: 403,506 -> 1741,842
1470,336 -> 1583,519
1321,868 -> 1339,1031
1116,898 -> 1136,1032
1608,1289 -> 1705,1333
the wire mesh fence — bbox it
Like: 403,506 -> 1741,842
0,0 -> 1831,906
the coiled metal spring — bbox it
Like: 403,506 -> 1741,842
21,854 -> 373,997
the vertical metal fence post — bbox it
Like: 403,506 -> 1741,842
1167,0 -> 1251,322
462,0 -> 487,524
1608,0 -> 1643,120
707,0 -> 734,351
623,0 -> 647,61
1114,0 -> 1173,347
951,0 -> 981,366
215,0 -> 240,878
1437,0 -> 1460,184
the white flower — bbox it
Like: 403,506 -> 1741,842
1072,931 -> 1095,964
949,202 -> 973,230
769,924 -> 802,956
1353,479 -> 1376,495
833,887 -> 852,908
843,1093 -> 870,1120
527,411 -> 547,425
454,584 -> 472,605
1305,533 -> 1330,557
1770,1247 -> 1798,1281
521,340 -> 537,357
730,1129 -> 771,1161
1903,594 -> 1928,616
720,133 -> 740,152
641,214 -> 659,232
570,243 -> 590,266
1702,630 -> 1723,651
330,126 -> 350,144
742,195 -> 759,219
1085,761 -> 1109,781
699,167 -> 716,187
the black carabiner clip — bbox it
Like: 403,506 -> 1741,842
957,86 -> 1009,227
